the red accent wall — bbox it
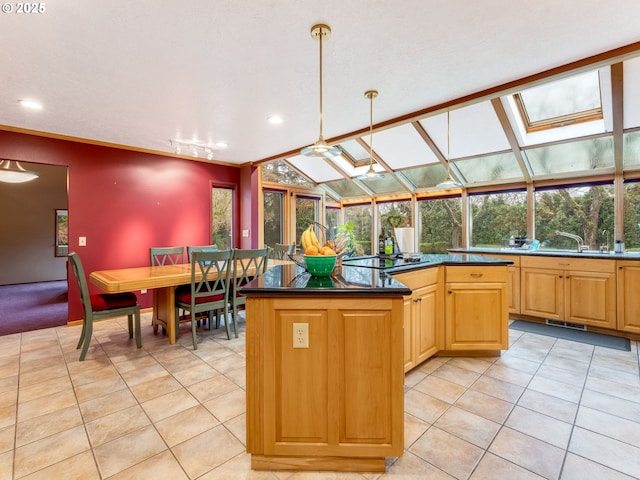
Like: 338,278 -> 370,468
0,130 -> 243,321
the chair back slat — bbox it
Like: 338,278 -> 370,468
187,244 -> 218,261
68,252 -> 92,318
272,243 -> 294,260
232,248 -> 270,289
150,246 -> 185,266
191,250 -> 232,301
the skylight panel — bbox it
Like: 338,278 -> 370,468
514,70 -> 602,132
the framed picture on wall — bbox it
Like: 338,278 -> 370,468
55,209 -> 68,257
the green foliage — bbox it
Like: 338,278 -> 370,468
337,222 -> 364,257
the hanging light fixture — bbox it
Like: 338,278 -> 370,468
301,24 -> 341,158
0,160 -> 39,183
361,89 -> 382,179
436,110 -> 462,188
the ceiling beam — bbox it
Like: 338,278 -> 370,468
491,98 -> 532,183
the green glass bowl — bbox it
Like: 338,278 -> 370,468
304,255 -> 337,277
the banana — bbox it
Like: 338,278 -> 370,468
301,228 -> 310,249
308,226 -> 321,249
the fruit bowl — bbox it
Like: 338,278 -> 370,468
304,255 -> 337,277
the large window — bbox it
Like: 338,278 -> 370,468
295,195 -> 320,250
623,181 -> 640,252
418,197 -> 462,253
377,200 -> 412,253
344,204 -> 372,256
470,190 -> 527,248
212,187 -> 233,249
263,189 -> 285,249
325,206 -> 340,240
535,184 -> 614,250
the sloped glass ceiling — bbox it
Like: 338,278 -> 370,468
262,57 -> 640,201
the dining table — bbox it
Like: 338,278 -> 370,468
90,259 -> 288,344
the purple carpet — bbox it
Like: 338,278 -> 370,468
0,280 -> 68,336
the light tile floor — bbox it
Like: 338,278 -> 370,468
1,313 -> 639,479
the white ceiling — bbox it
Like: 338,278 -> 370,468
2,0 -> 640,166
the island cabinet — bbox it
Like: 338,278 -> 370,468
616,260 -> 640,333
245,295 -> 405,472
393,267 -> 444,372
520,256 -> 616,329
444,266 -> 509,351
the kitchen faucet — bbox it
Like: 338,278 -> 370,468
555,230 -> 590,252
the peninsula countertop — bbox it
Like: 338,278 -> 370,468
240,253 -> 512,296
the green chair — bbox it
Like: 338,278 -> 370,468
150,246 -> 188,333
272,243 -> 294,260
187,244 -> 218,260
68,252 -> 141,361
175,250 -> 232,349
150,246 -> 185,266
228,248 -> 269,338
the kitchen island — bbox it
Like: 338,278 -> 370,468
241,254 -> 512,472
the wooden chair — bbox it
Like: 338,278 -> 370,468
187,244 -> 218,260
68,252 -> 141,361
150,246 -> 185,266
272,243 -> 294,260
175,250 -> 232,349
149,246 -> 186,333
228,248 -> 269,337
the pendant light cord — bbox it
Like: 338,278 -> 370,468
369,92 -> 374,167
446,110 -> 451,177
318,26 -> 324,141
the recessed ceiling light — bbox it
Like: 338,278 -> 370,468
268,115 -> 283,125
214,141 -> 228,149
18,99 -> 43,110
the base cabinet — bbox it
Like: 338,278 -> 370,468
617,261 -> 640,333
395,268 -> 444,372
445,266 -> 509,351
521,257 -> 616,329
246,295 -> 404,472
476,253 -> 520,314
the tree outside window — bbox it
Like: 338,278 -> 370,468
419,197 -> 462,253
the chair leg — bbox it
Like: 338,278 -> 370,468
79,317 -> 93,361
127,314 -> 133,339
223,305 -> 232,340
232,305 -> 239,338
76,318 -> 87,350
191,314 -> 198,350
174,306 -> 180,341
134,309 -> 142,349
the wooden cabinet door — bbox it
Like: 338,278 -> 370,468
617,262 -> 640,333
412,283 -> 442,365
521,267 -> 564,319
445,282 -> 508,350
566,270 -> 616,329
260,297 -> 404,458
507,266 -> 521,314
402,296 -> 414,372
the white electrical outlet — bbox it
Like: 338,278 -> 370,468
293,322 -> 309,348
140,289 -> 147,294
78,236 -> 87,246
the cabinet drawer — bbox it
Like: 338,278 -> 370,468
521,255 -> 615,273
445,266 -> 507,283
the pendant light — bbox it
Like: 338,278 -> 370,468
436,110 -> 461,188
361,89 -> 382,178
0,160 -> 39,183
301,24 -> 341,158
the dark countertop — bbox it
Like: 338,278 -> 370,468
449,247 -> 640,260
240,254 -> 512,296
